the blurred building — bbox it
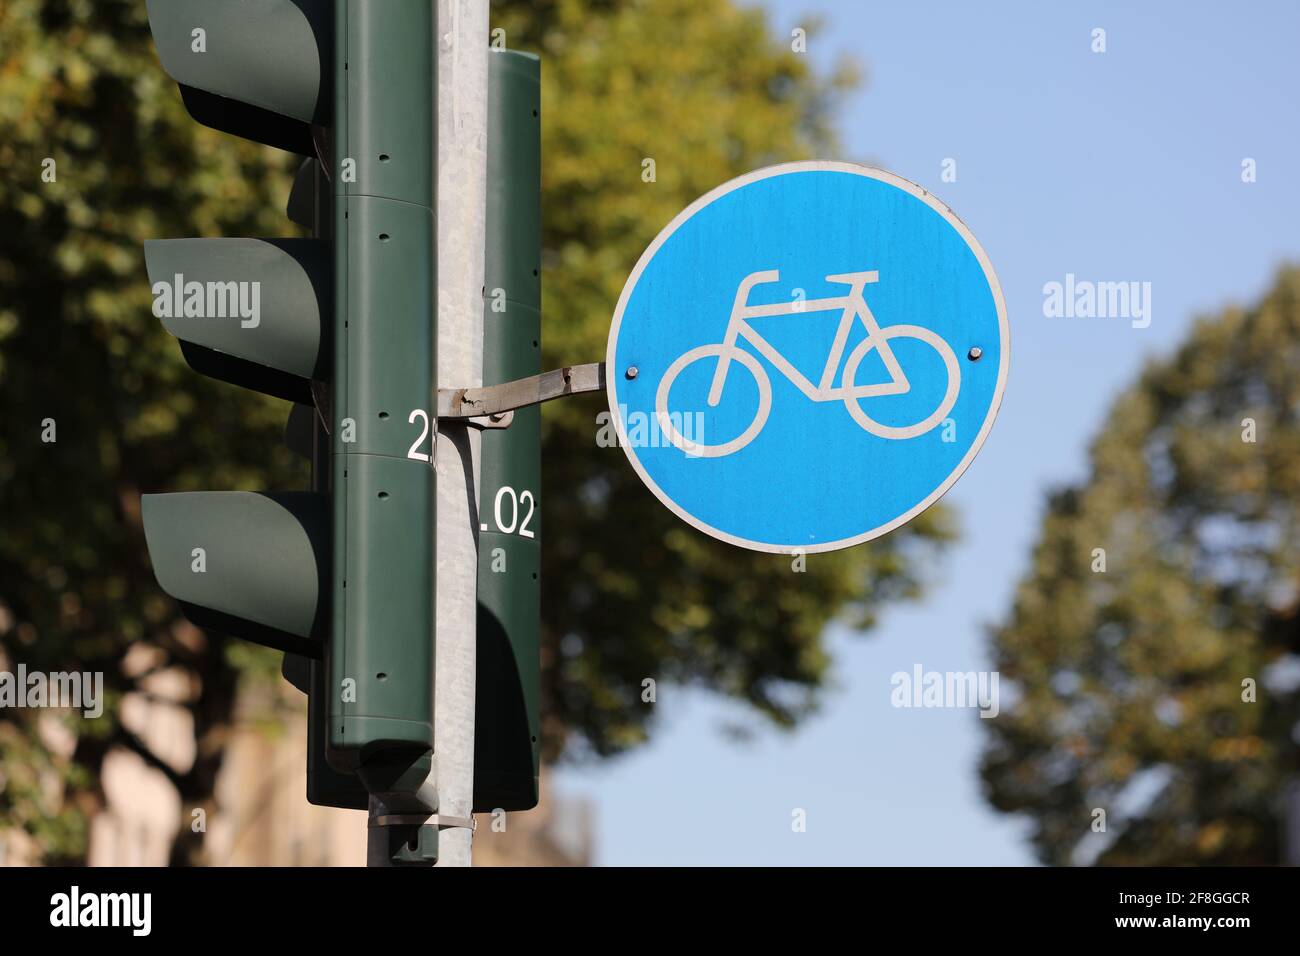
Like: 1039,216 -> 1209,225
2,671 -> 592,867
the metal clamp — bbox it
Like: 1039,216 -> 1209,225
308,362 -> 606,438
369,814 -> 476,831
463,411 -> 514,431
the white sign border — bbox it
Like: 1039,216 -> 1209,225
605,160 -> 1011,554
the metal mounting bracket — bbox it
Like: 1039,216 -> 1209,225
461,410 -> 515,431
438,362 -> 606,427
369,814 -> 476,831
306,363 -> 605,438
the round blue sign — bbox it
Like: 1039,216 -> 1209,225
606,161 -> 1009,553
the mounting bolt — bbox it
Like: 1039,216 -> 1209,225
967,347 -> 983,361
626,366 -> 639,380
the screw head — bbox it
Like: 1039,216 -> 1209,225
967,347 -> 983,361
626,366 -> 639,380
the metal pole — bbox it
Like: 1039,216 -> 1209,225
432,0 -> 489,868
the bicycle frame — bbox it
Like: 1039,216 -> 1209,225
706,269 -> 911,407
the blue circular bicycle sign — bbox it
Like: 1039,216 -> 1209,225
606,161 -> 1009,553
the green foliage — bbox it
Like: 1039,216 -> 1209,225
982,268 -> 1300,865
0,0 -> 951,863
0,0 -> 303,863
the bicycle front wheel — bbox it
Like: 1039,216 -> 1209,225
842,326 -> 960,440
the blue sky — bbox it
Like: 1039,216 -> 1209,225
554,0 -> 1300,865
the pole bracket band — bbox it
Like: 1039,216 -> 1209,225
369,814 -> 476,831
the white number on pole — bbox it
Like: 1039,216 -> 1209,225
493,487 -> 536,539
407,409 -> 431,462
518,490 -> 536,539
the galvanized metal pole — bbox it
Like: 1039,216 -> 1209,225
432,0 -> 489,868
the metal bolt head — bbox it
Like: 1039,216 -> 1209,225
626,366 -> 639,380
967,347 -> 983,361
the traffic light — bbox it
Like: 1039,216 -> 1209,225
139,0 -> 438,836
474,50 -> 542,813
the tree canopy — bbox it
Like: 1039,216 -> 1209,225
982,268 -> 1300,865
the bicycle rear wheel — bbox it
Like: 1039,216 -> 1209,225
656,345 -> 772,458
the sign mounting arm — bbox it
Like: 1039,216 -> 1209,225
438,361 -> 607,428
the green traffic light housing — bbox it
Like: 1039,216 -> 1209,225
143,238 -> 330,404
143,3 -> 549,848
145,0 -> 331,155
142,0 -> 438,824
474,50 -> 543,813
140,492 -> 328,659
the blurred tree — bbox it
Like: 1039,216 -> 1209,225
0,0 -> 309,865
0,0 -> 951,864
981,268 -> 1300,865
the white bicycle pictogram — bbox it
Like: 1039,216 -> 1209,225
656,270 -> 961,458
